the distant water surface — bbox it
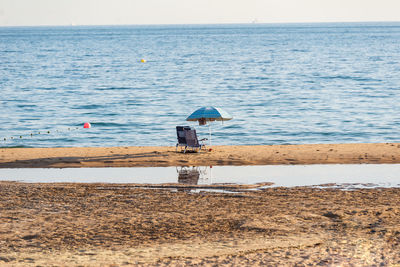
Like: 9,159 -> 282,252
1,22 -> 400,147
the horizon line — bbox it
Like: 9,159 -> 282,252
1,20 -> 400,28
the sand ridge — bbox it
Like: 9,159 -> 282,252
1,142 -> 400,168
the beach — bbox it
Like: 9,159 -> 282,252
2,20 -> 400,266
1,182 -> 399,266
1,143 -> 400,266
1,142 -> 400,168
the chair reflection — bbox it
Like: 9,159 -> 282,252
176,166 -> 210,192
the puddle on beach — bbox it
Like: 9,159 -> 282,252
1,164 -> 400,192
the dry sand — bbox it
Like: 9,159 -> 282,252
1,142 -> 400,168
1,182 -> 399,266
1,143 -> 400,266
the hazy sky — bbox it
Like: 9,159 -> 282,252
1,0 -> 400,26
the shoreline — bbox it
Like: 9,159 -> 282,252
1,142 -> 400,168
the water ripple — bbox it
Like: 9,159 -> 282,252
1,23 -> 400,147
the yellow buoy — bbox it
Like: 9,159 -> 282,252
140,58 -> 146,63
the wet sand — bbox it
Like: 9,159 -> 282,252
1,142 -> 400,168
1,182 -> 399,266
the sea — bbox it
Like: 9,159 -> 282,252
1,22 -> 400,148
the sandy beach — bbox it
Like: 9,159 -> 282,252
1,182 -> 399,266
1,142 -> 400,168
1,143 -> 400,266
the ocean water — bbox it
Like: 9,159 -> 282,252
1,22 -> 400,147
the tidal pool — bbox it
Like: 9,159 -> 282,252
0,164 -> 399,189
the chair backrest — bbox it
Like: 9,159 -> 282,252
185,129 -> 200,147
176,126 -> 191,145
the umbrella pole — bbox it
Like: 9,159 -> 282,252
208,123 -> 212,147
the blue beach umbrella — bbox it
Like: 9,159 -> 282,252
186,106 -> 232,146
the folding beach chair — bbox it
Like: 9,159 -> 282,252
176,126 -> 207,153
176,126 -> 191,152
183,129 -> 207,153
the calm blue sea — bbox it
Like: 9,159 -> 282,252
1,22 -> 400,147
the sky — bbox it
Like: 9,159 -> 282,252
0,0 -> 400,26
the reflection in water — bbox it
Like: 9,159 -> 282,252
178,167 -> 200,185
176,166 -> 211,192
2,164 -> 399,189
